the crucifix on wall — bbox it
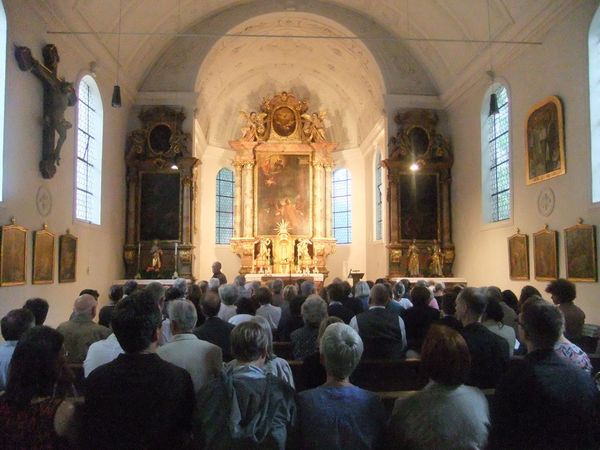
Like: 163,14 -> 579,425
15,44 -> 77,179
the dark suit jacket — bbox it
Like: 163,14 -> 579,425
343,295 -> 365,316
194,316 -> 235,361
461,322 -> 509,389
83,353 -> 194,449
489,349 -> 600,450
328,302 -> 354,324
401,305 -> 441,352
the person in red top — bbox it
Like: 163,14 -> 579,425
0,326 -> 77,449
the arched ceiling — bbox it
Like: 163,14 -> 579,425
194,13 -> 388,148
36,0 -> 578,146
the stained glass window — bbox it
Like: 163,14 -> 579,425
332,168 -> 352,244
216,168 -> 234,244
75,75 -> 103,224
486,85 -> 511,222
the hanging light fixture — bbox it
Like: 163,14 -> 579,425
486,0 -> 499,117
111,0 -> 122,107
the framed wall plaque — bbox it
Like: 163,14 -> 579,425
0,218 -> 27,286
32,224 -> 54,284
525,96 -> 565,185
564,219 -> 597,282
59,230 -> 77,283
508,230 -> 529,280
533,225 -> 558,281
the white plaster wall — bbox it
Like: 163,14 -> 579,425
450,1 -> 600,323
193,145 -> 240,283
0,2 -> 127,327
327,148 -> 366,281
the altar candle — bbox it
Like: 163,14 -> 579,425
175,242 -> 178,257
137,242 -> 141,258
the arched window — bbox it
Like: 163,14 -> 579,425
0,2 -> 7,201
481,84 -> 511,223
590,6 -> 600,202
332,168 -> 352,244
375,151 -> 383,240
215,168 -> 234,244
75,75 -> 103,224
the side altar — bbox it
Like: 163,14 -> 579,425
229,92 -> 337,276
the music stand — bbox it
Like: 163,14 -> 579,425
347,270 -> 364,289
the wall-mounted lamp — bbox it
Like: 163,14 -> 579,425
410,162 -> 420,172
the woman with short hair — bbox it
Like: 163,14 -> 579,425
297,323 -> 387,449
290,295 -> 328,360
386,325 -> 490,450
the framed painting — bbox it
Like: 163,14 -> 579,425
508,230 -> 529,280
59,231 -> 77,283
564,220 -> 597,282
0,218 -> 27,286
398,173 -> 440,241
32,224 -> 54,284
533,225 -> 558,281
139,172 -> 181,241
525,96 -> 565,185
255,153 -> 311,236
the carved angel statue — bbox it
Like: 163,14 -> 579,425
255,238 -> 272,260
240,111 -> 267,141
429,241 -> 444,277
301,111 -> 327,143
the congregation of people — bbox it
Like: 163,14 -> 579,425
0,261 -> 599,449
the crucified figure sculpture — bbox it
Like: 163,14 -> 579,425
15,44 -> 77,179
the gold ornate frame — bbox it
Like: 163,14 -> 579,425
564,219 -> 597,282
59,231 -> 77,283
0,218 -> 27,286
33,224 -> 55,284
508,229 -> 529,280
525,96 -> 565,185
533,225 -> 558,281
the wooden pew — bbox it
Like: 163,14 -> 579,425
273,341 -> 294,360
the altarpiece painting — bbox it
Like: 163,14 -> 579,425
384,109 -> 454,278
230,91 -> 336,276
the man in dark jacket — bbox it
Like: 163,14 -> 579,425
193,291 -> 235,361
489,296 -> 600,450
456,287 -> 509,389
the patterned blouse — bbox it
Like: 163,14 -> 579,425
554,341 -> 592,373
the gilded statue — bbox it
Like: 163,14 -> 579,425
429,241 -> 444,277
296,238 -> 312,262
150,239 -> 163,272
301,112 -> 327,143
256,238 -> 271,261
239,111 -> 267,141
407,240 -> 420,277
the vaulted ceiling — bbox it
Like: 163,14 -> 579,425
34,0 -> 579,147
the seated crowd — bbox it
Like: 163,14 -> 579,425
0,264 -> 598,449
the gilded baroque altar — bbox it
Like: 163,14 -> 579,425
230,92 -> 336,275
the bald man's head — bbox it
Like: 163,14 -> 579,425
74,294 -> 98,318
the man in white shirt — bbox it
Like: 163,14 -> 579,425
217,284 -> 239,322
157,299 -> 222,392
84,333 -> 124,377
0,309 -> 34,390
255,287 -> 282,330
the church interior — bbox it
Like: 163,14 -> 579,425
0,0 -> 599,328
